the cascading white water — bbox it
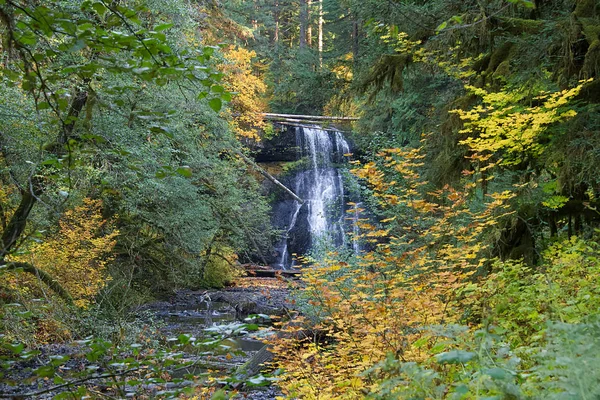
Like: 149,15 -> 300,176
275,125 -> 361,269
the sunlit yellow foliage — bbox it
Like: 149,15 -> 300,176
455,80 -> 591,165
10,198 -> 118,308
222,46 -> 268,142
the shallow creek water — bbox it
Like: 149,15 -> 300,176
155,299 -> 270,353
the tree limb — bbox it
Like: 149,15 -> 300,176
0,261 -> 73,305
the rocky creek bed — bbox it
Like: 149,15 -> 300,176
0,278 -> 293,399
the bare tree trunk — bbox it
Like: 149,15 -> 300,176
318,0 -> 323,67
307,0 -> 312,47
274,0 -> 280,44
299,0 -> 307,49
352,17 -> 359,63
1,89 -> 88,259
252,0 -> 258,33
0,179 -> 42,258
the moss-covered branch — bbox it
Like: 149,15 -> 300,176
1,261 -> 73,305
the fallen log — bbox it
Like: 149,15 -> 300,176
237,344 -> 274,377
271,121 -> 351,134
262,113 -> 358,121
265,117 -> 337,125
244,268 -> 302,278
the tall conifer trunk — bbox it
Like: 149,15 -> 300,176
307,0 -> 312,46
352,16 -> 359,63
274,0 -> 280,44
318,0 -> 323,67
299,0 -> 307,49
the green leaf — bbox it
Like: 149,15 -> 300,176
208,98 -> 222,112
203,47 -> 215,57
68,40 -> 86,53
435,350 -> 476,364
453,384 -> 470,396
34,365 -> 56,378
20,349 -> 41,360
150,125 -> 174,138
16,311 -> 33,318
154,23 -> 174,32
5,343 -> 24,355
435,21 -> 448,33
50,355 -> 70,367
430,342 -> 446,354
178,334 -> 192,345
483,367 -> 510,380
176,166 -> 193,178
412,336 -> 428,349
91,2 -> 108,16
211,389 -> 227,400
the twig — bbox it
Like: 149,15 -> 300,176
0,368 -> 140,398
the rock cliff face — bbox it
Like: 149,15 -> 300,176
253,126 -> 301,163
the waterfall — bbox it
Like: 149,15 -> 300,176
274,125 -> 361,269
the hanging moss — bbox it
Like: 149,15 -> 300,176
577,18 -> 600,78
360,54 -> 411,95
582,39 -> 600,77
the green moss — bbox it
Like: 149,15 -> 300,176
580,18 -> 600,44
582,39 -> 600,78
574,0 -> 598,18
472,54 -> 491,73
361,54 -> 411,95
487,43 -> 513,73
483,42 -> 517,85
575,79 -> 600,103
497,17 -> 545,35
492,60 -> 511,81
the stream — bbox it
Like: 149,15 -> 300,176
139,277 -> 290,398
0,278 -> 289,399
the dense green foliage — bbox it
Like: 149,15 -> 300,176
0,0 -> 272,335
